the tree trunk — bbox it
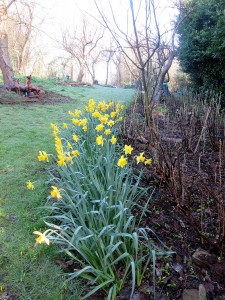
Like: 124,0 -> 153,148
0,2 -> 15,85
77,64 -> 85,82
70,64 -> 73,81
153,51 -> 175,102
105,59 -> 110,85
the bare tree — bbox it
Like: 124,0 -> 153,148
112,51 -> 123,87
61,18 -> 104,83
101,39 -> 116,85
10,0 -> 40,74
94,0 -> 162,126
86,49 -> 102,84
94,0 -> 185,127
0,0 -> 16,85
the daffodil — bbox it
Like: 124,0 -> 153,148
38,151 -> 49,162
124,145 -> 133,155
55,144 -> 63,153
63,123 -> 68,128
110,135 -> 117,145
144,158 -> 152,165
50,123 -> 58,131
92,110 -> 101,118
111,111 -> 117,118
26,180 -> 35,190
80,118 -> 88,126
105,129 -> 111,135
72,134 -> 79,142
72,118 -> 81,126
118,116 -> 123,122
98,101 -> 108,112
85,99 -> 95,112
95,123 -> 104,132
136,152 -> 146,164
99,116 -> 108,124
96,135 -> 104,146
108,120 -> 115,127
50,123 -> 59,136
57,153 -> 66,166
74,109 -> 82,117
117,155 -> 127,168
72,150 -> 79,157
33,231 -> 50,245
67,142 -> 73,149
50,186 -> 62,200
82,125 -> 88,132
68,110 -> 74,116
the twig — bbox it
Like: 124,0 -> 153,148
194,107 -> 211,154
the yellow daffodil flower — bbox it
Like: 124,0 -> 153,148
124,145 -> 134,155
144,158 -> 152,165
74,109 -> 82,117
50,123 -> 59,136
85,99 -> 95,112
63,123 -> 68,128
38,151 -> 49,162
26,181 -> 35,190
136,152 -> 146,164
72,118 -> 81,126
100,116 -> 108,124
111,111 -> 117,118
82,125 -> 88,132
67,142 -> 73,149
72,134 -> 79,142
55,144 -> 63,153
108,120 -> 115,127
96,135 -> 104,146
105,129 -> 111,135
110,135 -> 117,145
50,186 -> 62,200
117,155 -> 127,168
92,111 -> 101,118
98,101 -> 108,112
118,116 -> 123,122
95,123 -> 104,131
33,231 -> 50,245
68,110 -> 74,116
57,153 -> 66,166
80,118 -> 88,126
72,150 -> 79,157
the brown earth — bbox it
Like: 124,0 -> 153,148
0,89 -> 72,105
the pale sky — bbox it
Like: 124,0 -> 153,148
31,0 -> 178,80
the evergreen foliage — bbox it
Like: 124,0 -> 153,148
178,0 -> 225,104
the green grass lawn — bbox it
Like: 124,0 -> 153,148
0,81 -> 135,299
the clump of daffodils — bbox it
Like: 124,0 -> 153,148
32,98 -> 152,246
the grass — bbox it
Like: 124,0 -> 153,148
0,79 -> 135,299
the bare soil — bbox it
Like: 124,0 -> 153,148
0,90 -> 72,105
120,95 -> 225,299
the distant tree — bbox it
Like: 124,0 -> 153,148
178,0 -> 225,101
61,18 -> 104,83
0,0 -> 16,85
86,49 -> 102,84
9,1 -> 44,75
101,40 -> 116,85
